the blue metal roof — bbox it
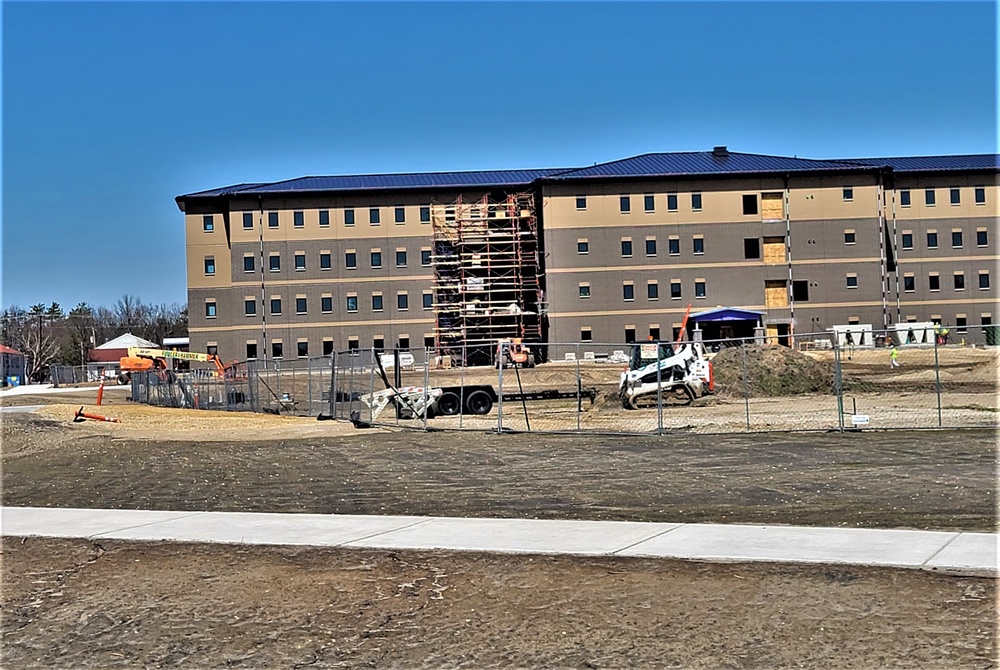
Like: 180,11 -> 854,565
180,183 -> 267,197
547,152 -> 874,180
691,307 -> 766,322
837,154 -> 999,173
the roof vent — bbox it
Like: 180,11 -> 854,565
713,146 -> 729,158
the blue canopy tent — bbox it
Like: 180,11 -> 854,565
687,307 -> 765,344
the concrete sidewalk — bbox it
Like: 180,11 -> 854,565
2,507 -> 996,577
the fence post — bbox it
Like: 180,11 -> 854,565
329,355 -> 337,418
368,351 -> 377,425
307,359 -> 313,415
656,341 -> 663,435
742,342 -> 751,432
834,340 -> 845,432
422,352 -> 429,431
497,342 -> 504,433
934,336 -> 943,427
576,349 -> 582,432
459,343 -> 466,430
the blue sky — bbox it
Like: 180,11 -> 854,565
3,1 -> 996,309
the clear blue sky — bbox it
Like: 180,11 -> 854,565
3,1 -> 996,310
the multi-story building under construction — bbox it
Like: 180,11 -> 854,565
176,148 -> 998,360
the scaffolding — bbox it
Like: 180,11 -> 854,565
432,193 -> 543,366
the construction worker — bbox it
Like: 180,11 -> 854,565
889,343 -> 899,368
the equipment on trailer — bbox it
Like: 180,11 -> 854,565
118,347 -> 238,384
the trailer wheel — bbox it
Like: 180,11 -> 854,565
436,391 -> 461,416
465,390 -> 493,415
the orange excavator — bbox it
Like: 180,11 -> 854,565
117,347 -> 236,384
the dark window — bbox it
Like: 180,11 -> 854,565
694,281 -> 706,298
844,231 -> 856,244
742,194 -> 758,215
320,253 -> 331,270
579,285 -> 591,298
205,302 -> 217,318
952,231 -> 963,248
980,273 -> 991,289
667,193 -> 678,211
296,297 -> 307,313
420,206 -> 431,222
927,232 -> 938,248
270,298 -> 282,314
269,255 -> 280,271
243,256 -> 255,272
900,190 -> 911,207
421,250 -> 432,266
644,194 -> 655,212
345,252 -> 357,269
204,344 -> 217,356
925,189 -> 936,206
623,284 -> 634,301
950,188 -> 961,205
246,342 -> 257,359
344,209 -> 355,225
929,275 -> 940,291
625,328 -> 636,344
956,317 -> 967,333
645,239 -> 656,256
620,196 -> 631,213
621,240 -> 633,257
396,250 -> 407,267
294,254 -> 305,271
691,192 -> 702,210
293,211 -> 304,227
649,327 -> 660,340
693,237 -> 704,254
268,212 -> 278,228
577,240 -> 589,254
346,296 -> 358,312
954,274 -> 965,290
373,338 -> 385,351
348,339 -> 359,351
975,187 -> 986,204
245,299 -> 256,315
423,293 -> 433,309
321,296 -> 332,312
204,257 -> 215,275
395,207 -> 406,223
271,342 -> 283,359
903,276 -> 915,291
372,295 -> 383,311
424,335 -> 435,349
901,233 -> 913,249
203,215 -> 214,231
581,329 -> 592,342
576,196 -> 587,210
670,282 -> 682,299
322,341 -> 334,356
319,210 -> 330,226
843,187 -> 853,201
668,238 -> 680,255
369,208 -> 380,225
792,280 -> 809,302
977,230 -> 988,246
846,275 -> 858,288
647,283 -> 659,300
397,336 -> 410,350
297,341 -> 308,357
243,212 -> 253,229
370,251 -> 382,268
744,238 -> 760,259
397,293 -> 409,310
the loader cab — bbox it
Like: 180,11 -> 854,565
628,341 -> 675,371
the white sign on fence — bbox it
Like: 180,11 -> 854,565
851,414 -> 870,426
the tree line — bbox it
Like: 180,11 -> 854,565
1,295 -> 187,382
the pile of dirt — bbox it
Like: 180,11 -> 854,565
711,345 -> 835,397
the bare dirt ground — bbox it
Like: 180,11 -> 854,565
2,393 -> 997,668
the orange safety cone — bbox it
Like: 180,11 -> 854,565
73,406 -> 121,423
96,382 -> 105,406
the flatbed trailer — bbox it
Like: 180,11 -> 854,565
424,384 -> 598,417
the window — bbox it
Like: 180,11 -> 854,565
952,231 -> 963,248
927,231 -> 938,249
369,208 -> 380,225
667,193 -> 678,211
389,249 -> 404,267
421,249 -> 432,266
903,275 -> 915,292
668,237 -> 680,255
269,255 -> 280,272
420,206 -> 431,223
977,229 -> 988,247
899,190 -> 911,207
246,342 -> 258,360
954,273 -> 965,291
295,297 -> 307,314
373,337 -> 385,351
647,282 -> 659,300
203,215 -> 214,231
344,208 -> 355,226
372,294 -> 383,311
422,292 -> 433,309
956,316 -> 968,333
320,252 -> 331,270
345,252 -> 357,269
297,341 -> 308,358
742,194 -> 758,215
649,326 -> 661,340
925,189 -> 936,206
621,239 -> 633,257
370,251 -> 382,268
744,238 -> 761,259
670,281 -> 682,299
580,328 -> 592,342
645,238 -> 657,256
321,296 -> 332,313
397,293 -> 409,310
975,187 -> 986,204
268,212 -> 278,228
846,274 -> 858,289
294,254 -> 306,271
319,210 -> 330,227
643,194 -> 655,212
322,340 -> 334,356
843,187 -> 853,202
271,342 -> 283,359
844,230 -> 856,245
424,335 -> 435,349
204,257 -> 215,275
395,207 -> 405,224
623,283 -> 635,301
348,338 -> 359,352
397,336 -> 410,350
577,239 -> 589,254
576,196 -> 587,210
691,192 -> 702,210
205,301 -> 217,318
950,188 -> 961,205
270,298 -> 282,315
624,327 -> 636,344
245,299 -> 257,315
901,232 -> 913,250
929,274 -> 940,291
346,295 -> 358,312
578,283 -> 591,298
293,211 -> 304,227
243,256 -> 255,272
693,237 -> 704,254
620,195 -> 631,213
243,212 -> 254,229
694,280 -> 706,298
792,280 -> 809,302
979,272 -> 991,289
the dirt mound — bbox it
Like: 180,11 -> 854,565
711,345 -> 835,397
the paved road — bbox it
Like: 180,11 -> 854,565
3,506 -> 995,577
